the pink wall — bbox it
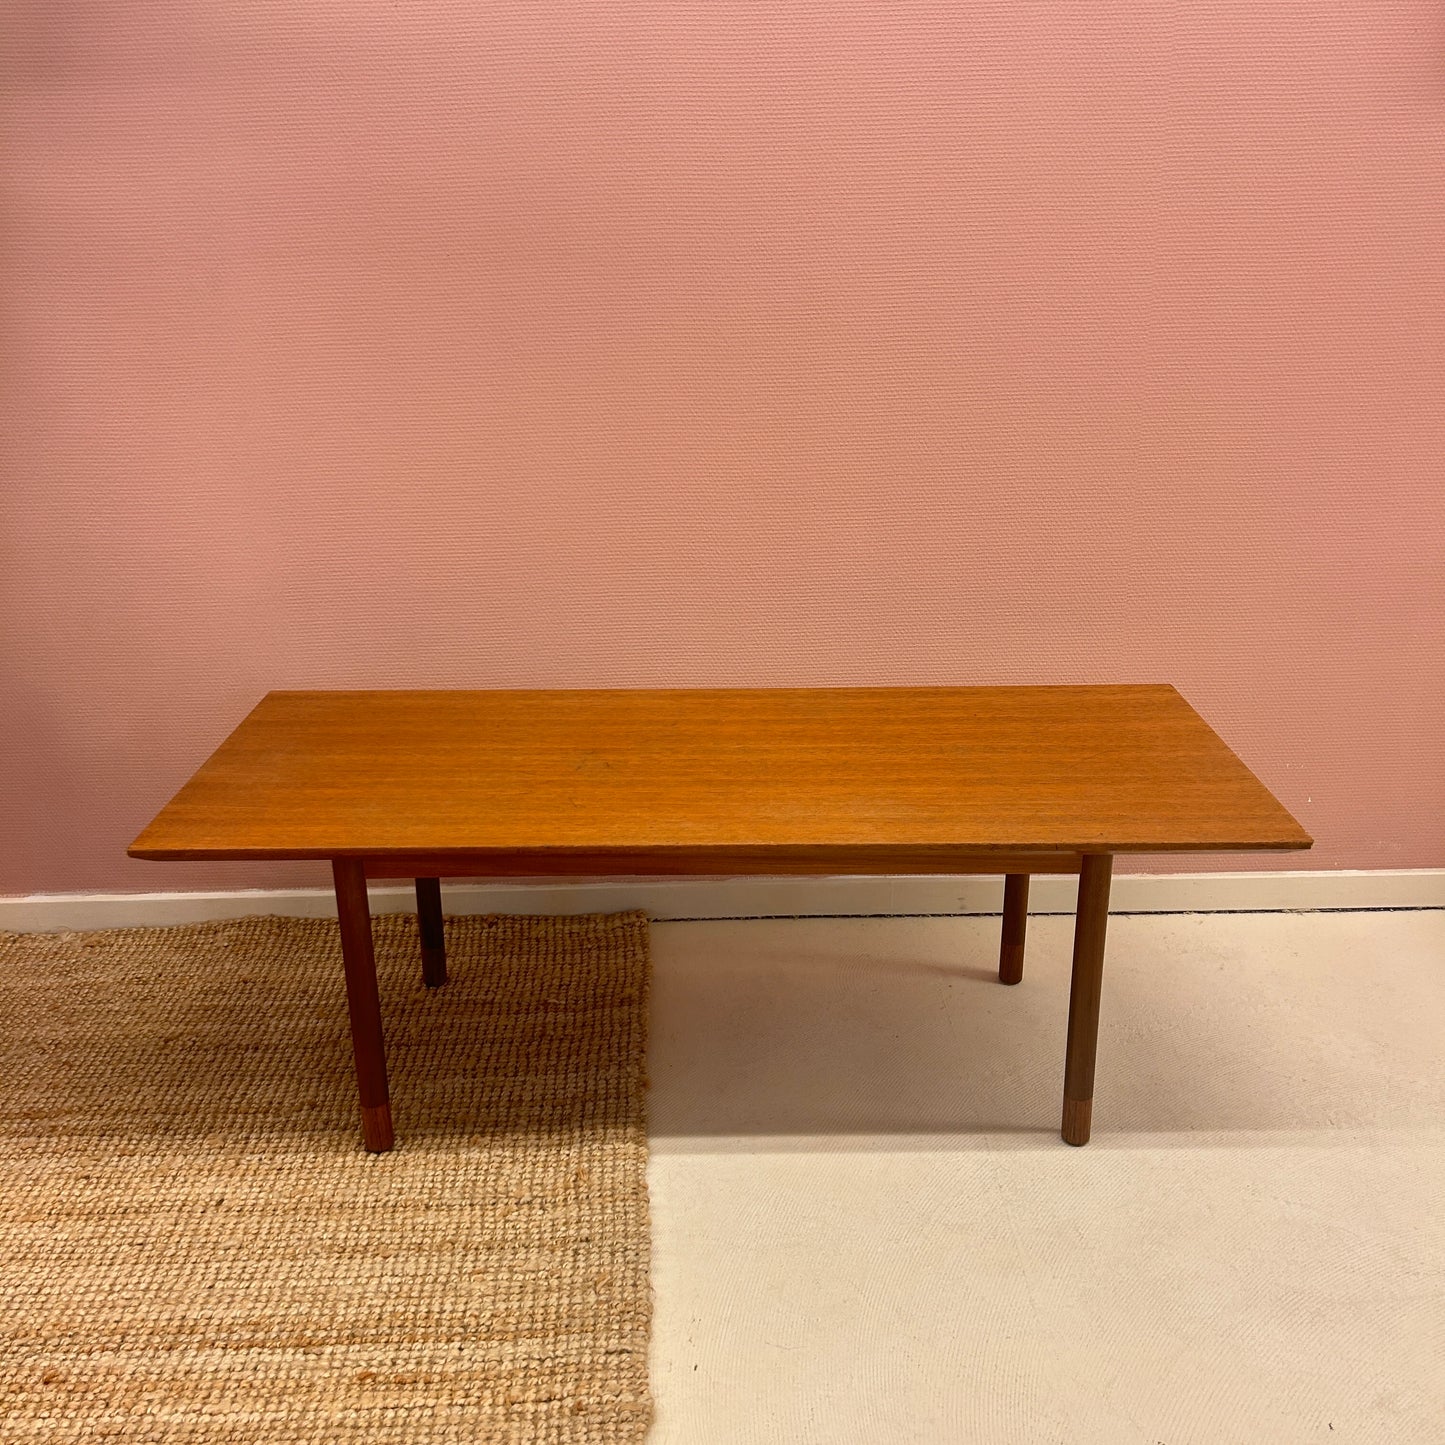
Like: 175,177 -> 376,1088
3,2 -> 1442,896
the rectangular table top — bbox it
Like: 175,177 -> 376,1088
128,686 -> 1311,867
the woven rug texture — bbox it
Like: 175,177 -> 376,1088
0,911 -> 652,1443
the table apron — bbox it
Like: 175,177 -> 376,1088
358,850 -> 1084,880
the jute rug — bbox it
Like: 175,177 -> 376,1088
0,911 -> 652,1443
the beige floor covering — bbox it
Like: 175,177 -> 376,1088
0,912 -> 652,1444
645,910 -> 1445,1444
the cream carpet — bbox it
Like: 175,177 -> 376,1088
0,912 -> 652,1443
645,910 -> 1445,1444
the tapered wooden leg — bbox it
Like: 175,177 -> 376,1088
332,858 -> 394,1152
999,873 -> 1029,984
415,876 -> 447,988
1062,853 -> 1113,1146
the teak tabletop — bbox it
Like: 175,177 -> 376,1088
130,686 -> 1311,1152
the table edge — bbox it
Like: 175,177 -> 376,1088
128,838 -> 1314,865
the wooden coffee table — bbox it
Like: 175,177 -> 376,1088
129,686 -> 1311,1151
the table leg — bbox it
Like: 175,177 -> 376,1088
999,873 -> 1029,984
1062,853 -> 1113,1146
415,876 -> 447,987
332,858 -> 395,1152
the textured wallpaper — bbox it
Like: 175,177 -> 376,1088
2,2 -> 1442,894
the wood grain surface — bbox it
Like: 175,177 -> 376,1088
127,687 -> 1312,863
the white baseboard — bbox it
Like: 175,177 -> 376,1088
2,870 -> 1441,934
